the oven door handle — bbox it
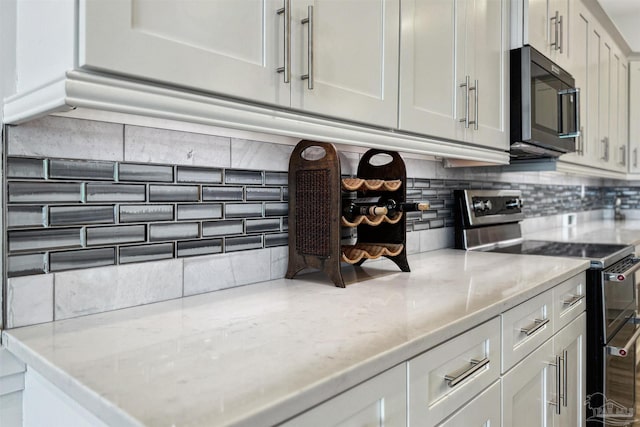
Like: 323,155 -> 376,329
607,322 -> 640,357
605,257 -> 640,282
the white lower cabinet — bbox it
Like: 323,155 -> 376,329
437,380 -> 501,427
553,313 -> 586,427
279,363 -> 407,427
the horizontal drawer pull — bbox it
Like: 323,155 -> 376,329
444,357 -> 489,388
520,318 -> 549,336
562,294 -> 584,308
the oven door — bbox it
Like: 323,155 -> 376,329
603,256 -> 640,341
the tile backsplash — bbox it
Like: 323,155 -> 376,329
0,115 -> 612,328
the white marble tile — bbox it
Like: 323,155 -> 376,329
404,157 -> 437,179
183,249 -> 271,296
124,125 -> 231,167
231,139 -> 293,171
54,260 -> 183,320
7,116 -> 124,161
270,246 -> 289,280
6,275 -> 54,328
405,230 -> 420,255
338,151 -> 360,176
419,227 -> 455,253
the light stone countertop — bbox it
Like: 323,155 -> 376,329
524,219 -> 640,247
2,249 -> 589,427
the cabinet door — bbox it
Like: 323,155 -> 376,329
527,0 -> 569,68
599,38 -> 612,169
553,313 -> 586,427
527,0 -> 549,56
502,339 -> 555,427
81,0 -> 290,107
437,380 -> 501,427
465,0 -> 507,149
280,364 -> 406,427
398,0 -> 457,140
588,28 -> 603,167
619,60 -> 629,171
289,0 -> 399,128
630,61 -> 640,173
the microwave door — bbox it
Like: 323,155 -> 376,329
559,86 -> 580,138
531,66 -> 562,135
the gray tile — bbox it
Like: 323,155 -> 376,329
149,223 -> 199,241
231,139 -> 293,171
225,169 -> 263,185
246,187 -> 281,201
177,239 -> 223,257
119,243 -> 174,264
149,185 -> 199,202
225,203 -> 263,218
202,186 -> 244,201
8,182 -> 82,203
265,233 -> 288,248
7,206 -> 46,228
283,187 -> 289,201
50,206 -> 115,226
176,166 -> 222,183
7,253 -> 47,277
86,225 -> 146,246
49,248 -> 116,272
413,221 -> 431,231
177,204 -> 222,221
265,172 -> 288,185
283,217 -> 289,230
8,228 -> 82,252
49,159 -> 115,180
6,275 -> 54,328
246,218 -> 281,233
118,163 -> 174,182
429,219 -> 445,229
225,235 -> 263,252
86,183 -> 146,202
119,205 -> 174,222
7,116 -> 124,161
202,220 -> 244,237
7,157 -> 45,179
264,202 -> 288,217
124,125 -> 230,167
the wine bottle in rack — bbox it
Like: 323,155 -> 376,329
346,197 -> 429,217
343,198 -> 388,221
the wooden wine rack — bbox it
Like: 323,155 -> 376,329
286,140 -> 410,287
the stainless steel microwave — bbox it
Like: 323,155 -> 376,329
510,45 -> 580,159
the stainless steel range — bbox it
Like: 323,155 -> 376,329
454,189 -> 640,426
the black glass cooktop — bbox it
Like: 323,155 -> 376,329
489,240 -> 632,268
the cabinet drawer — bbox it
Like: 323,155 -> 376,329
502,289 -> 554,373
552,272 -> 586,333
437,380 -> 501,427
279,364 -> 406,427
408,317 -> 500,427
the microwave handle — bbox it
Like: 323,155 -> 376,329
558,88 -> 580,138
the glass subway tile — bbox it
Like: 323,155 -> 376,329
119,163 -> 173,182
265,233 -> 288,248
8,253 -> 47,277
429,219 -> 445,229
7,158 -> 45,179
246,218 -> 281,233
225,235 -> 263,252
50,206 -> 115,226
149,223 -> 199,241
49,248 -> 115,272
119,243 -> 174,264
225,170 -> 263,185
177,166 -> 222,184
177,239 -> 223,257
283,187 -> 289,201
86,225 -> 146,246
421,189 -> 438,197
413,222 -> 431,231
421,211 -> 438,220
246,187 -> 281,201
202,220 -> 244,237
119,205 -> 174,222
225,203 -> 263,218
264,202 -> 288,217
8,206 -> 46,228
202,186 -> 243,201
413,179 -> 430,188
9,182 -> 82,203
177,204 -> 222,221
282,217 -> 289,231
427,200 -> 445,209
406,189 -> 422,199
86,183 -> 146,202
8,228 -> 82,252
265,172 -> 288,185
405,211 -> 422,221
149,185 -> 199,202
49,159 -> 115,180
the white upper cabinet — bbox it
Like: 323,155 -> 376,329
527,0 -> 570,69
629,61 -> 640,174
399,0 -> 507,151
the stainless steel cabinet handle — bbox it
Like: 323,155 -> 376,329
607,322 -> 640,357
558,15 -> 563,53
276,0 -> 291,83
460,76 -> 470,129
605,257 -> 640,282
601,138 -> 609,161
634,148 -> 638,168
563,350 -> 568,407
472,79 -> 479,130
606,138 -> 610,161
620,145 -> 627,166
444,357 -> 489,387
550,11 -> 560,51
548,355 -> 561,414
520,318 -> 549,336
301,5 -> 314,89
562,294 -> 584,308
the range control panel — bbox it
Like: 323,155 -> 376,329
455,190 -> 525,227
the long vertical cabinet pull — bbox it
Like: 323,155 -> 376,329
276,0 -> 291,83
472,79 -> 478,130
634,148 -> 638,168
562,350 -> 568,408
548,356 -> 561,415
620,146 -> 627,166
460,76 -> 470,128
558,15 -> 563,53
550,11 -> 560,51
301,6 -> 314,89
